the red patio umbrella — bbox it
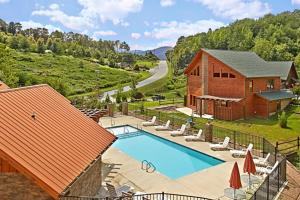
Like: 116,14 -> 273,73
243,150 -> 256,188
229,162 -> 242,199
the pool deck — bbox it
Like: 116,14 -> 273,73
100,115 -> 256,199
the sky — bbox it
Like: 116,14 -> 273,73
0,0 -> 300,50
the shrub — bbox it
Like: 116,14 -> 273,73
278,111 -> 288,128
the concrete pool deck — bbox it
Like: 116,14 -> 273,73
100,115 -> 260,199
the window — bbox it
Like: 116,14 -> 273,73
267,79 -> 274,90
222,73 -> 228,78
249,80 -> 253,92
197,67 -> 200,76
221,101 -> 228,107
229,73 -> 236,78
213,73 -> 220,77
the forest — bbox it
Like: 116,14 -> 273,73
167,10 -> 300,75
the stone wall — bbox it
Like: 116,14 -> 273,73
64,157 -> 102,197
0,173 -> 54,200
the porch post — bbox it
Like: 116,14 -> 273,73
199,98 -> 202,116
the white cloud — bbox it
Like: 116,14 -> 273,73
160,0 -> 175,7
93,30 -> 117,37
145,19 -> 225,40
195,0 -> 271,20
20,20 -> 61,33
131,32 -> 141,39
292,0 -> 300,4
32,4 -> 92,31
78,0 -> 143,25
0,0 -> 9,3
33,0 -> 143,30
144,31 -> 151,37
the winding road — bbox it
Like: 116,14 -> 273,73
101,61 -> 168,101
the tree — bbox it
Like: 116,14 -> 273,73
19,36 -> 30,51
293,86 -> 300,100
7,22 -> 16,35
105,94 -> 111,104
8,36 -> 19,49
294,53 -> 300,69
36,38 -> 45,53
278,111 -> 288,128
0,45 -> 19,87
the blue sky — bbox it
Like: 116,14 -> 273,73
0,0 -> 299,50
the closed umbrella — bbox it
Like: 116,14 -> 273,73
243,151 -> 256,188
229,162 -> 242,199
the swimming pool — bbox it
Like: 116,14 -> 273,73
108,125 -> 224,179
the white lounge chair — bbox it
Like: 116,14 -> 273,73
106,183 -> 133,197
209,137 -> 230,150
154,120 -> 170,131
256,161 -> 279,175
170,124 -> 187,136
230,143 -> 253,157
184,129 -> 203,141
254,153 -> 271,166
142,116 -> 156,126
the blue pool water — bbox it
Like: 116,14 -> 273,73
108,125 -> 224,179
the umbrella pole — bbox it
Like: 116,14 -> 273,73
234,189 -> 236,200
248,173 -> 251,189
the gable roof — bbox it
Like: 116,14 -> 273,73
0,84 -> 116,199
0,81 -> 9,90
202,49 -> 280,78
185,49 -> 296,79
267,61 -> 295,80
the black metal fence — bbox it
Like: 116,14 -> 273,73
60,192 -> 213,200
250,158 -> 286,200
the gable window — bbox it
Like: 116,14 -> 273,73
221,73 -> 228,78
229,73 -> 236,78
267,79 -> 274,90
197,67 -> 200,76
213,73 -> 220,77
249,80 -> 253,92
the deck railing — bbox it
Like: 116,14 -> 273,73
60,192 -> 213,200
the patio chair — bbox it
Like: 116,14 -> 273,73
230,143 -> 253,157
142,116 -> 156,126
209,137 -> 230,150
106,183 -> 133,197
154,120 -> 170,131
184,129 -> 203,141
253,153 -> 271,166
170,124 -> 187,136
256,161 -> 279,176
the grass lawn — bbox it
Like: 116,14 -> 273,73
135,60 -> 158,69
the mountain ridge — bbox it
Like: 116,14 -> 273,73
131,46 -> 173,60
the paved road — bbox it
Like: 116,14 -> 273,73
101,61 -> 168,101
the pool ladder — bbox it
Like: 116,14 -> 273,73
141,160 -> 156,173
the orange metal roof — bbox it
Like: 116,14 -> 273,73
0,84 -> 116,199
0,81 -> 10,90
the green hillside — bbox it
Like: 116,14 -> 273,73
167,10 -> 300,75
0,19 -> 158,97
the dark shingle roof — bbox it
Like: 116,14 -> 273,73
256,90 -> 295,101
267,61 -> 293,80
202,49 -> 293,79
